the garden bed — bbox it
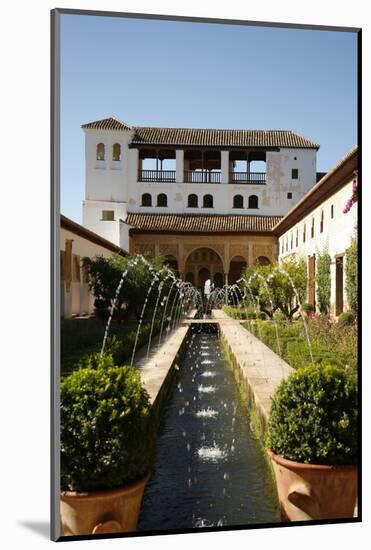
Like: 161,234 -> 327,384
61,316 -> 164,377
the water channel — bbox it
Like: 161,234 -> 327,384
138,324 -> 280,531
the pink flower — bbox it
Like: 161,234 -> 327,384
343,197 -> 353,214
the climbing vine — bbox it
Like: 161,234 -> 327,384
316,245 -> 331,314
345,231 -> 358,315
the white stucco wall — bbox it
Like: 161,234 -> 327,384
82,126 -> 318,249
61,224 -> 124,318
82,200 -> 127,246
278,178 -> 357,315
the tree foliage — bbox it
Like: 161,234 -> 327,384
82,253 -> 173,321
316,245 -> 331,314
242,256 -> 307,320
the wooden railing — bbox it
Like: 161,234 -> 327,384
138,170 -> 176,182
229,172 -> 266,184
184,170 -> 221,183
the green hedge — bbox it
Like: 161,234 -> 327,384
61,355 -> 154,491
222,305 -> 266,320
267,364 -> 358,465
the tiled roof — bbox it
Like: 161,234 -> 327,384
123,213 -> 282,233
81,116 -> 133,131
61,215 -> 128,255
81,117 -> 319,149
131,127 -> 319,149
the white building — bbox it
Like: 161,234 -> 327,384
81,116 -> 319,252
60,214 -> 128,318
274,146 -> 358,316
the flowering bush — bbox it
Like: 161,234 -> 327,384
343,171 -> 358,214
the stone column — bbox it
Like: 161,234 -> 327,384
224,273 -> 229,305
176,149 -> 184,183
221,150 -> 229,184
248,242 -> 254,267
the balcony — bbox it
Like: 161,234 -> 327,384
229,172 -> 266,184
138,169 -> 176,183
184,170 -> 221,184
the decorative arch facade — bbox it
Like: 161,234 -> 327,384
130,233 -> 278,287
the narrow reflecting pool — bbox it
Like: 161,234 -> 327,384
139,325 -> 280,531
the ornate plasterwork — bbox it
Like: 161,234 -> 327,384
229,244 -> 249,262
135,243 -> 156,256
252,244 -> 273,260
159,244 -> 179,258
183,243 -> 225,260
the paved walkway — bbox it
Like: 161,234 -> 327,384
135,308 -> 293,427
134,310 -> 196,406
212,309 -> 293,428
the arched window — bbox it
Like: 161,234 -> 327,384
203,194 -> 213,208
96,143 -> 105,161
248,195 -> 258,209
320,210 -> 324,233
157,193 -> 167,207
188,194 -> 198,208
141,193 -> 152,207
112,143 -> 121,161
186,272 -> 195,284
257,256 -> 271,266
233,195 -> 244,208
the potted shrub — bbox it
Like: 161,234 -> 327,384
60,355 -> 154,536
301,302 -> 315,317
267,363 -> 358,521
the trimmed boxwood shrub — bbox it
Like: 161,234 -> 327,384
61,355 -> 154,492
338,311 -> 356,326
267,364 -> 358,465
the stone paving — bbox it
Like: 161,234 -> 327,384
136,308 -> 293,428
212,309 -> 293,427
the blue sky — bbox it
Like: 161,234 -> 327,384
60,14 -> 357,223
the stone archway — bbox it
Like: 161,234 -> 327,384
198,267 -> 210,288
184,247 -> 224,290
228,255 -> 247,285
255,255 -> 271,266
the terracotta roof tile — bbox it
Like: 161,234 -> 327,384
123,213 -> 282,233
81,117 -> 319,149
81,116 -> 133,131
131,127 -> 319,149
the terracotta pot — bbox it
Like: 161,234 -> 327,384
60,473 -> 150,536
268,449 -> 357,521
